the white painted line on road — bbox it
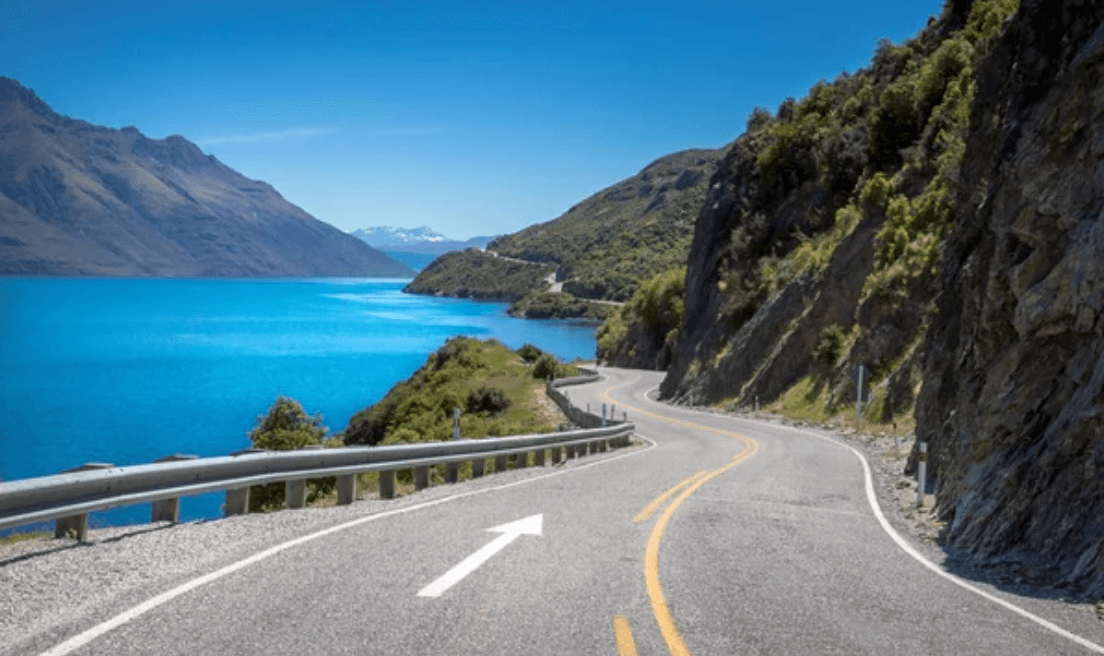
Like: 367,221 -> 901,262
417,514 -> 542,598
789,426 -> 1104,655
617,376 -> 1104,654
38,435 -> 657,656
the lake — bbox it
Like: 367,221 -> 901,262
0,278 -> 598,531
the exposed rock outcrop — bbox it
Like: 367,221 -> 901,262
916,0 -> 1104,597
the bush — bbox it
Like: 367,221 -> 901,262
466,386 -> 512,415
814,325 -> 846,368
517,343 -> 543,363
532,353 -> 560,380
247,396 -> 335,512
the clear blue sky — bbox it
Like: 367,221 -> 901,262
3,1 -> 942,239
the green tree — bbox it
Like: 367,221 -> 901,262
247,396 -> 334,512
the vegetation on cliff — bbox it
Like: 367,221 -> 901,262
600,0 -> 1104,597
598,267 -> 685,370
604,0 -> 1017,429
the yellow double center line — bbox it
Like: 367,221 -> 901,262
602,380 -> 760,656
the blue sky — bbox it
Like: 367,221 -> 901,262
4,1 -> 942,239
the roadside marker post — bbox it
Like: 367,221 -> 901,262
856,364 -> 865,429
918,442 -> 928,506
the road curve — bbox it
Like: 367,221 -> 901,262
9,367 -> 1104,655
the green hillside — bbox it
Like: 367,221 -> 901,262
404,148 -> 724,308
342,337 -> 577,446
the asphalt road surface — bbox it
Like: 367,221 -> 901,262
17,367 -> 1104,655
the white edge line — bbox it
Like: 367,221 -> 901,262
39,434 -> 658,656
787,426 -> 1104,655
630,382 -> 1102,653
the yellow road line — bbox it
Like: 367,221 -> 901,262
613,615 -> 639,656
633,470 -> 709,523
601,376 -> 760,656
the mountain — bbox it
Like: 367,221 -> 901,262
601,0 -> 1104,596
351,226 -> 495,254
351,226 -> 495,272
404,147 -> 724,304
0,77 -> 413,277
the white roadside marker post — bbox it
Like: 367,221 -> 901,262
918,442 -> 928,506
856,364 -> 865,429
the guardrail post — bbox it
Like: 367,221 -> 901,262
445,462 -> 459,484
151,498 -> 181,523
414,465 -> 430,491
379,470 -> 396,499
472,458 -> 485,478
565,444 -> 576,460
534,448 -> 545,466
225,487 -> 250,516
495,454 -> 508,472
54,463 -> 113,540
515,452 -> 527,469
550,446 -> 562,464
598,439 -> 608,453
152,455 -> 197,523
286,479 -> 307,509
337,475 -> 356,505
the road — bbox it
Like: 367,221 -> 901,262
15,367 -> 1104,655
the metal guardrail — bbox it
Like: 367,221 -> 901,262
0,371 -> 632,540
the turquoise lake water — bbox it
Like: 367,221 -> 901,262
0,278 -> 598,531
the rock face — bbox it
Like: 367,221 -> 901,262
0,77 -> 412,277
915,0 -> 1104,597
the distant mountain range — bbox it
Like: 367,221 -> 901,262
351,226 -> 495,271
0,77 -> 412,277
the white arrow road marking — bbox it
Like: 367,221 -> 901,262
417,513 -> 543,598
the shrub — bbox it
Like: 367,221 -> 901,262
517,343 -> 543,363
532,353 -> 560,380
814,325 -> 846,368
466,386 -> 512,415
247,396 -> 334,512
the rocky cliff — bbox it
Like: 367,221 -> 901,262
915,0 -> 1104,597
607,0 -> 1104,596
0,77 -> 412,277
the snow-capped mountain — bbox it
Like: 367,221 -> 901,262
350,226 -> 498,271
351,226 -> 495,254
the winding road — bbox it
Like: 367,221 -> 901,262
12,368 -> 1104,655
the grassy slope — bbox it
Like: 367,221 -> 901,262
403,249 -> 555,302
342,337 -> 576,446
404,148 -> 724,310
489,148 -> 723,302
